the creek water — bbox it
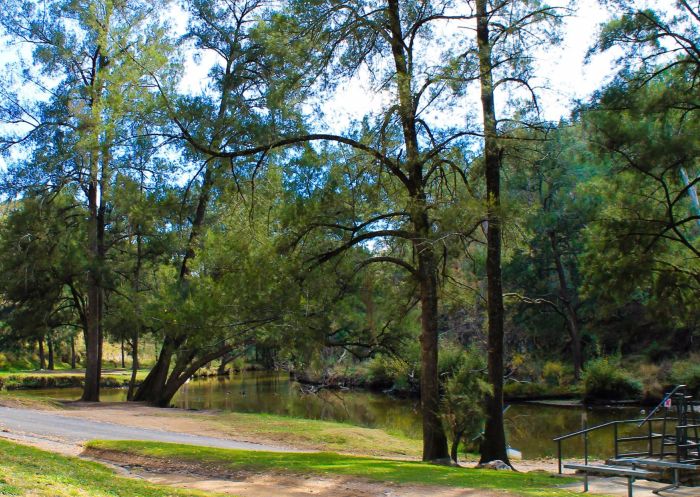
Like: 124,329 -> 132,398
24,371 -> 650,459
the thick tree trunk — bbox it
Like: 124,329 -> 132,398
38,337 -> 45,370
415,218 -> 450,461
476,0 -> 510,466
133,337 -> 178,402
156,345 -> 234,407
82,180 -> 103,402
548,231 -> 583,380
47,333 -> 54,370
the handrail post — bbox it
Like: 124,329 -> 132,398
648,419 -> 653,457
614,422 -> 619,459
584,430 -> 589,465
558,440 -> 562,474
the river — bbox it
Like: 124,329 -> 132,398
24,371 -> 650,459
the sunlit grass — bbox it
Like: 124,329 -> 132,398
0,438 -> 224,497
87,440 -> 588,497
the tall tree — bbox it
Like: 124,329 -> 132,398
0,0 -> 174,400
467,0 -> 561,464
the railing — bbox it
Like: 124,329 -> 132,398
638,385 -> 686,427
553,417 -> 670,474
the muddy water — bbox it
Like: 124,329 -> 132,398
23,371 -> 648,459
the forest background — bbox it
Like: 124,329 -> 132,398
0,0 -> 699,465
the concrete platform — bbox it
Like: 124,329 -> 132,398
560,476 -> 699,496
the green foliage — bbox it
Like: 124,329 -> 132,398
441,348 -> 491,460
670,357 -> 700,397
582,357 -> 642,401
542,361 -> 572,387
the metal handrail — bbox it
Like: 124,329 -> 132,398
553,418 -> 669,442
552,417 -> 671,474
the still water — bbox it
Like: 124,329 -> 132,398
25,371 -> 650,459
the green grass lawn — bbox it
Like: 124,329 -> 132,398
87,440 -> 589,497
0,438 -> 222,497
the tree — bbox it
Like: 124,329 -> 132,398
580,0 -> 700,346
462,0 -> 562,464
0,193 -> 88,369
505,125 -> 597,380
0,0 -> 175,400
134,0 -> 304,405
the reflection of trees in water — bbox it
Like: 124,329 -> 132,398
142,373 -> 646,458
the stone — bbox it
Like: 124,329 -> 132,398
477,460 -> 513,471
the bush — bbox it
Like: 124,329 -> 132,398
636,363 -> 664,401
670,356 -> 700,397
441,348 -> 491,462
582,357 -> 642,401
542,361 -> 572,387
365,354 -> 414,391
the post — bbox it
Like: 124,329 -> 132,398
557,440 -> 562,474
614,422 -> 619,459
648,419 -> 653,456
584,432 -> 589,465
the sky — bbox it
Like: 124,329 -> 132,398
0,0 -> 620,171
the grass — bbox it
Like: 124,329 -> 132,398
184,410 -> 423,457
0,438 -> 222,497
87,440 -> 587,497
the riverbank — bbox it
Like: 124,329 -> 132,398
0,368 -> 147,390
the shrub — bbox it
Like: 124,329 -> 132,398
636,363 -> 664,401
365,354 -> 413,390
441,348 -> 491,462
582,357 -> 642,401
542,361 -> 568,387
670,356 -> 700,397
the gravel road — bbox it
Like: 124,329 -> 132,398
0,405 -> 290,452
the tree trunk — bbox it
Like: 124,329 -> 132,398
70,335 -> 76,369
38,337 -> 45,370
451,428 -> 466,464
120,337 -> 125,369
156,345 -> 234,407
133,337 -> 178,402
476,0 -> 510,466
127,334 -> 139,401
47,333 -> 54,370
548,231 -> 583,380
415,217 -> 449,461
82,178 -> 103,402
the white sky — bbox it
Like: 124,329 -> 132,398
0,0 -> 619,171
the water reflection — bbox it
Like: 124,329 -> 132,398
19,370 -> 648,459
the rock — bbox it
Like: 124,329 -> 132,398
477,460 -> 513,471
